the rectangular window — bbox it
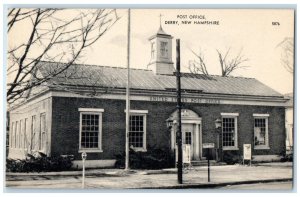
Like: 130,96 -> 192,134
24,118 -> 28,149
160,41 -> 168,57
81,114 -> 99,149
10,122 -> 14,148
254,114 -> 269,149
221,113 -> 239,150
129,111 -> 147,151
79,108 -> 104,152
31,115 -> 36,150
151,42 -> 155,58
20,120 -> 23,149
40,113 -> 46,151
15,121 -> 18,148
185,132 -> 192,145
129,115 -> 144,148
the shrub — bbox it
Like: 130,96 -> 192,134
280,153 -> 293,162
6,152 -> 74,172
222,150 -> 241,165
115,147 -> 175,169
6,159 -> 26,172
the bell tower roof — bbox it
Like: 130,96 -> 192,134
157,25 -> 167,35
149,14 -> 173,40
149,27 -> 172,40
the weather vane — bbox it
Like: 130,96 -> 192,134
159,13 -> 163,27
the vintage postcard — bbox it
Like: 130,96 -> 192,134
5,7 -> 294,191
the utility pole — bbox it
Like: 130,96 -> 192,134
125,9 -> 131,170
176,39 -> 183,184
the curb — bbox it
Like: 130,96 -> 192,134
6,170 -> 137,178
137,178 -> 293,189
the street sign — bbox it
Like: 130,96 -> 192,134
203,143 -> 215,149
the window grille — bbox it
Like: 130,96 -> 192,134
185,132 -> 192,145
222,117 -> 236,147
129,115 -> 145,148
254,117 -> 268,147
81,114 -> 100,149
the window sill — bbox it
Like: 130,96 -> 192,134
79,149 -> 103,153
222,147 -> 239,151
131,148 -> 147,152
254,146 -> 270,150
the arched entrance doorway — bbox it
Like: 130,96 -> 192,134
167,109 -> 203,161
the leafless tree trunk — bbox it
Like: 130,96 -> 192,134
7,8 -> 120,104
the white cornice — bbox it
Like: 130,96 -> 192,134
9,88 -> 288,112
50,91 -> 287,107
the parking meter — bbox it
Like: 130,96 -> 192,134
82,152 -> 87,160
81,152 -> 87,188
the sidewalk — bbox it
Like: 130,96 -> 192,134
5,162 -> 293,189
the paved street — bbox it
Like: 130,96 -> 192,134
220,181 -> 292,190
5,163 -> 293,190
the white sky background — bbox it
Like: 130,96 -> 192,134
80,9 -> 294,94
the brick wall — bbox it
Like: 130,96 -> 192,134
51,96 -> 286,160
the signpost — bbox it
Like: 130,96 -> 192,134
81,152 -> 87,189
203,143 -> 215,182
243,144 -> 252,166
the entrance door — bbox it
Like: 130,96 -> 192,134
182,124 -> 195,160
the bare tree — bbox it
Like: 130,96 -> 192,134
216,48 -> 248,77
277,37 -> 294,74
7,8 -> 120,104
189,48 -> 248,77
189,49 -> 209,75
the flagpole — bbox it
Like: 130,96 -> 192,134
125,9 -> 131,170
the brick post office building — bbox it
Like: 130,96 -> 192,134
8,26 -> 288,168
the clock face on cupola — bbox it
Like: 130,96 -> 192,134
148,14 -> 174,75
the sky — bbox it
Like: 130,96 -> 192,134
80,9 -> 294,95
